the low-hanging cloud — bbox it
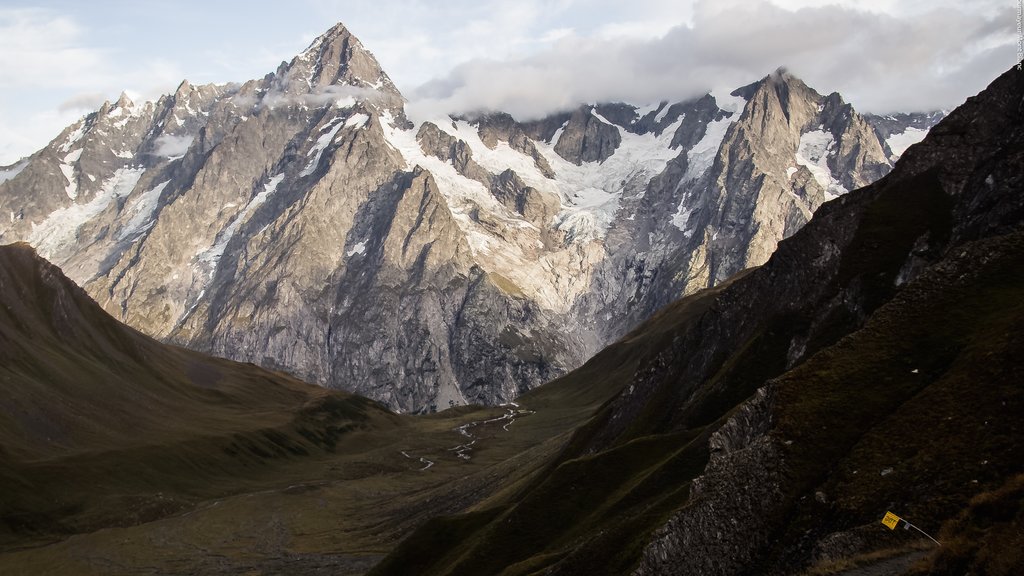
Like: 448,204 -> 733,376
233,83 -> 396,111
407,0 -> 1016,121
58,92 -> 108,113
152,134 -> 194,158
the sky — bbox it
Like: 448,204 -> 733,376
0,0 -> 1016,165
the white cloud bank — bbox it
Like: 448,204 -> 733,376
0,0 -> 1016,164
408,0 -> 1017,120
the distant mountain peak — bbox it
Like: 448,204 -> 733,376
114,91 -> 134,110
290,21 -> 399,96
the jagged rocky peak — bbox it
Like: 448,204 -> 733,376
114,91 -> 134,110
284,22 -> 401,99
553,104 -> 624,164
740,69 -> 828,145
490,168 -> 560,227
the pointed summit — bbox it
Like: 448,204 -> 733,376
114,91 -> 134,110
174,79 -> 193,99
291,22 -> 400,97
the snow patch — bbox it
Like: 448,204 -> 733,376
301,119 -> 345,176
795,129 -> 848,199
118,180 -> 170,240
653,104 -> 671,124
886,127 -> 928,160
60,149 -> 83,200
29,168 -> 145,259
196,174 -> 285,268
711,89 -> 748,115
0,160 -> 29,183
670,92 -> 748,232
670,205 -> 696,237
58,149 -> 82,200
344,113 -> 370,130
549,120 -> 568,145
786,166 -> 798,179
346,240 -> 367,257
59,124 -> 86,153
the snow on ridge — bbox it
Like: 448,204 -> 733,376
118,180 -> 170,241
301,119 -> 345,177
59,149 -> 83,200
536,113 -> 685,242
0,160 -> 29,183
795,128 -> 847,200
653,104 -> 671,124
549,121 -> 568,146
711,89 -> 747,115
590,108 -> 616,126
344,113 -> 370,130
380,108 -> 690,311
196,174 -> 286,269
433,119 -> 554,192
59,123 -> 86,153
670,92 -> 748,233
886,127 -> 928,160
379,112 -> 508,228
28,167 -> 145,260
380,112 -> 585,311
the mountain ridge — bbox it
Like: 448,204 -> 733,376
0,22 -> 943,412
368,62 -> 1024,576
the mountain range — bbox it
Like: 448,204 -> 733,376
2,19 -> 1020,576
0,23 -> 942,413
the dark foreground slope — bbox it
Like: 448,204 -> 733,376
0,241 -> 398,545
0,242 -> 621,574
370,66 -> 1024,576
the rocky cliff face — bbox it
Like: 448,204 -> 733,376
0,24 -> 936,412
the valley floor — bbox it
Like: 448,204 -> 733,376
0,396 -> 591,575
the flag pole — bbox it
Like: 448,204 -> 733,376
903,520 -> 941,547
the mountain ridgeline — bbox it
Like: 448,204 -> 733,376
0,19 -> 1019,576
367,65 -> 1024,575
0,23 -> 940,412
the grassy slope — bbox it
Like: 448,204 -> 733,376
0,243 -> 400,551
0,244 -> 620,574
771,231 -> 1024,573
368,278 -> 738,576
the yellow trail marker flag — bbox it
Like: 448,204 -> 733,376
882,511 -> 901,530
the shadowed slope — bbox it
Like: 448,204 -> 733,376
0,242 -> 393,547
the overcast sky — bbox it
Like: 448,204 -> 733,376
0,0 -> 1016,165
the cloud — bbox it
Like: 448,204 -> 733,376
241,84 -> 396,111
406,0 -> 1017,120
152,134 -> 194,158
0,8 -> 107,89
58,93 -> 109,113
0,8 -> 192,164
